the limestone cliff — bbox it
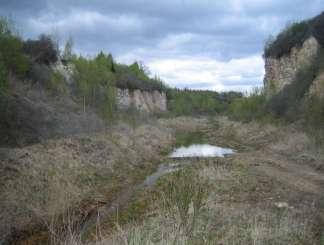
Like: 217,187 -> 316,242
264,37 -> 320,97
0,61 -> 167,147
53,61 -> 167,113
116,88 -> 167,113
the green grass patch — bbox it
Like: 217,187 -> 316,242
175,131 -> 207,147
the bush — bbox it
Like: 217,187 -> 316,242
0,33 -> 28,80
266,48 -> 324,121
72,54 -> 117,121
160,168 -> 208,234
0,17 -> 29,88
264,11 -> 324,58
115,62 -> 166,92
228,88 -> 266,122
28,62 -> 52,83
264,21 -> 310,58
303,95 -> 324,144
311,12 -> 324,46
167,89 -> 239,116
0,58 -> 8,91
23,34 -> 58,65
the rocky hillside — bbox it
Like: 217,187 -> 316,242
264,37 -> 320,96
117,88 -> 167,112
54,59 -> 167,113
0,18 -> 168,147
0,60 -> 167,147
264,12 -> 324,98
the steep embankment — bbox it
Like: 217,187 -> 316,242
0,61 -> 167,147
264,37 -> 320,96
0,78 -> 105,147
264,12 -> 324,98
0,119 -> 176,244
116,88 -> 167,112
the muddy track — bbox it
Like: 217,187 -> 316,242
241,150 -> 324,195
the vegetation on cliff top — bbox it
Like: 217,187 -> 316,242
264,11 -> 324,58
0,16 -> 166,97
228,11 -> 324,144
230,45 -> 324,143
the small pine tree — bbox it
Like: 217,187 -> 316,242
62,37 -> 74,61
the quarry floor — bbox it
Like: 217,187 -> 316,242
3,116 -> 324,244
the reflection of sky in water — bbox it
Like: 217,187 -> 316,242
170,144 -> 234,158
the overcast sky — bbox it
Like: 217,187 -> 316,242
1,0 -> 323,92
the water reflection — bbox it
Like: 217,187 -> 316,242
170,144 -> 234,158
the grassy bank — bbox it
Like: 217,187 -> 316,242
0,120 -> 174,244
80,116 -> 324,245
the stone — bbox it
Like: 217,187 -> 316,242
116,88 -> 167,113
264,37 -> 320,97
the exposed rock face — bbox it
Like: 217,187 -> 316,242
264,37 -> 320,96
53,61 -> 168,113
116,88 -> 167,113
52,60 -> 75,85
309,72 -> 324,98
0,61 -> 167,147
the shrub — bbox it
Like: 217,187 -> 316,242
28,62 -> 52,84
0,16 -> 34,91
303,95 -> 324,144
266,48 -> 324,121
264,11 -> 324,58
115,62 -> 166,92
62,37 -> 74,62
166,88 -> 238,116
72,54 -> 117,121
311,12 -> 324,46
0,58 -> 8,91
264,21 -> 310,58
0,17 -> 29,85
23,34 -> 58,65
160,169 -> 208,235
228,88 -> 266,122
47,71 -> 68,94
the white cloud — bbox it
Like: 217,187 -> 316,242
15,0 -> 322,92
148,55 -> 264,92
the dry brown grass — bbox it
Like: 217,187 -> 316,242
91,162 -> 320,245
212,116 -> 324,169
2,116 -> 323,244
0,120 -> 173,244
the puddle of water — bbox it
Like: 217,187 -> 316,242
169,144 -> 235,158
141,164 -> 179,187
141,144 -> 235,188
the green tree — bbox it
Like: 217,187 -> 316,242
62,36 -> 74,61
0,17 -> 28,88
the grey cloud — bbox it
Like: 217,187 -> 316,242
0,0 -> 323,90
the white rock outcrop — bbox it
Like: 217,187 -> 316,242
116,88 -> 167,113
264,37 -> 320,96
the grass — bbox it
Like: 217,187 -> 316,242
2,116 -> 324,244
228,88 -> 267,122
95,157 -> 321,245
214,207 -> 319,245
174,131 -> 207,147
0,121 -> 173,244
